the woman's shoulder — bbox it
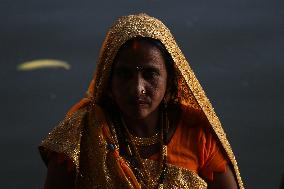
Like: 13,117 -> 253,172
179,105 -> 209,129
44,107 -> 88,142
174,104 -> 220,146
39,107 -> 88,168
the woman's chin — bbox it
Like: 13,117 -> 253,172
122,108 -> 152,120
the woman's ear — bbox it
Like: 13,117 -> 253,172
164,84 -> 172,104
165,71 -> 176,102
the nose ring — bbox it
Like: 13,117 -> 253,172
141,90 -> 146,94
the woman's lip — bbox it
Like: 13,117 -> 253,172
136,101 -> 148,106
138,99 -> 148,103
130,99 -> 149,106
136,103 -> 149,108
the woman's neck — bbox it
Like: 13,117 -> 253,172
122,109 -> 160,137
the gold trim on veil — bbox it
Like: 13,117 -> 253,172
39,13 -> 244,189
92,13 -> 244,188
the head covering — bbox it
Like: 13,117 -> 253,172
40,13 -> 244,188
66,13 -> 201,116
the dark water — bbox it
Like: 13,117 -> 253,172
1,0 -> 283,188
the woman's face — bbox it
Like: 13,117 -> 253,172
111,40 -> 168,120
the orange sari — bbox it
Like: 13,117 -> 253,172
39,13 -> 244,189
149,106 -> 227,182
41,105 -> 227,188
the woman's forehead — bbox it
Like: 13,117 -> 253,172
113,43 -> 166,69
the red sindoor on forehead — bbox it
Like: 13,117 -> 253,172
132,40 -> 141,51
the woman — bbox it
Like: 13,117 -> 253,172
39,13 -> 244,189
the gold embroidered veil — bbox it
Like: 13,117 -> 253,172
39,13 -> 244,189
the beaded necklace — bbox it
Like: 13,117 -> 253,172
120,110 -> 168,189
129,131 -> 160,146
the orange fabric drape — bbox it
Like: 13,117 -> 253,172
149,106 -> 228,181
65,78 -> 95,117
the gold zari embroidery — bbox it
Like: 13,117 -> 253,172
39,13 -> 244,189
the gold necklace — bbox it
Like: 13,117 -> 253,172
121,111 -> 168,189
130,132 -> 160,146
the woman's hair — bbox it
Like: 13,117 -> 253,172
114,37 -> 177,100
116,37 -> 175,79
102,37 -> 178,112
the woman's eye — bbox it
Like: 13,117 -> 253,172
143,71 -> 159,80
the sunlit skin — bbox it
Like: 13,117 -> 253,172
111,39 -> 168,137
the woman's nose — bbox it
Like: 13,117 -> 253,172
130,73 -> 146,96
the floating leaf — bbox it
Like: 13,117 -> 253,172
17,59 -> 71,71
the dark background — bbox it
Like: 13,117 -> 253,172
1,0 -> 283,188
